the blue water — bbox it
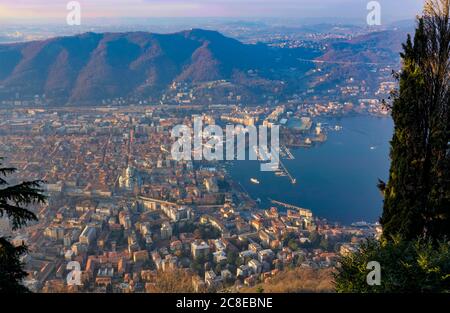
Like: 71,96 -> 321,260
228,116 -> 394,225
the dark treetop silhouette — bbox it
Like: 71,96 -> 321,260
0,157 -> 46,293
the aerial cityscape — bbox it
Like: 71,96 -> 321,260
0,101 -> 387,292
0,0 -> 449,300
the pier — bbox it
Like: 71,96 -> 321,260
277,157 -> 297,184
268,199 -> 312,217
282,145 -> 295,160
257,144 -> 297,184
266,147 -> 297,184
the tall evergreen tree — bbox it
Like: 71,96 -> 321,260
0,157 -> 46,293
380,0 -> 450,241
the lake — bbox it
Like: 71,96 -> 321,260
228,115 -> 394,225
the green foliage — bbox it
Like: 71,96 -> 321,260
226,250 -> 238,265
175,222 -> 221,239
381,2 -> 450,241
0,158 -> 46,293
0,238 -> 30,293
288,239 -> 299,251
336,2 -> 450,293
319,237 -> 331,251
195,225 -> 221,240
334,238 -> 450,293
308,231 -> 320,245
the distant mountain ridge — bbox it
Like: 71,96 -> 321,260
0,28 -> 407,105
0,29 -> 310,104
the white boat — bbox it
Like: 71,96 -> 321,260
250,178 -> 260,184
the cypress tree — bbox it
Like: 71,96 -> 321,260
380,0 -> 450,241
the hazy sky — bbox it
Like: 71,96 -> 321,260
0,0 -> 425,21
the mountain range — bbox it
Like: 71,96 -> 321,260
0,28 -> 407,105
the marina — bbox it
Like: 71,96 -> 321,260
229,116 -> 393,224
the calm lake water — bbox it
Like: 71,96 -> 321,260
228,115 -> 394,225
